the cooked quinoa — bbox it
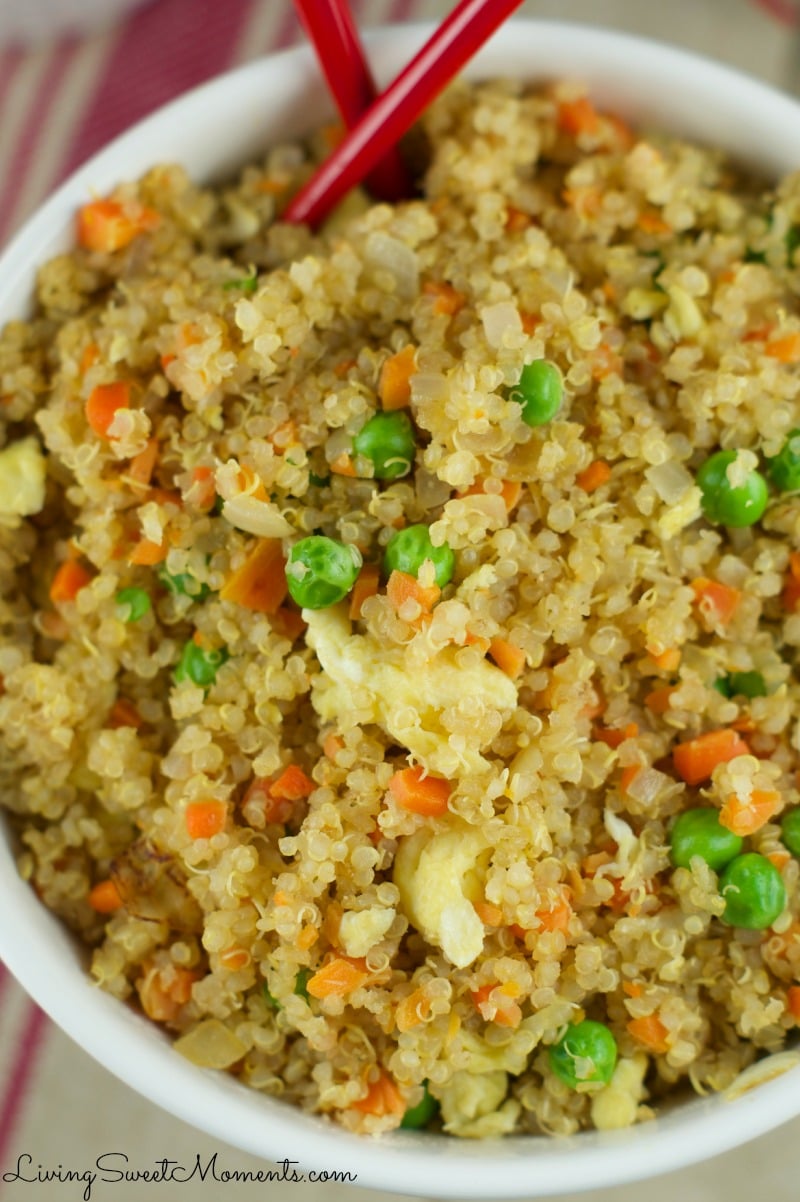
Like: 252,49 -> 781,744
3,77 -> 800,1137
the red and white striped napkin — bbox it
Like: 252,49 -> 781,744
0,1 -> 796,1198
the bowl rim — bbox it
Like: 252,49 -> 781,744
3,18 -> 800,1199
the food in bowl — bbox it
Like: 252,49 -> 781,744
2,74 -> 800,1139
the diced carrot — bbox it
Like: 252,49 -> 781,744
647,647 -> 681,672
536,887 -> 572,933
268,419 -> 298,451
88,879 -> 123,914
386,569 -> 440,619
334,357 -> 357,377
582,850 -> 614,875
473,901 -> 504,927
787,986 -> 800,1021
504,206 -> 531,233
627,1014 -> 670,1054
50,559 -> 93,604
563,185 -> 603,219
765,332 -> 800,363
297,925 -> 318,951
718,788 -> 782,837
242,777 -> 294,825
620,765 -> 642,795
395,987 -> 432,1032
269,764 -> 314,802
184,800 -> 227,840
768,850 -> 791,871
271,890 -> 290,907
189,465 -> 217,511
77,198 -> 159,253
351,1070 -> 405,1116
673,728 -> 750,786
520,311 -> 540,335
592,344 -> 623,380
108,698 -> 144,730
557,96 -> 601,137
488,637 -> 526,679
80,343 -> 99,375
128,538 -> 168,565
127,438 -> 159,489
575,459 -> 612,492
691,577 -> 741,628
85,381 -> 130,438
637,209 -> 671,235
379,344 -> 417,410
460,477 -> 522,511
323,733 -> 344,760
219,947 -> 251,971
138,963 -> 199,1023
623,981 -> 643,998
349,563 -> 380,619
594,722 -> 639,750
271,606 -> 307,641
307,956 -> 370,999
645,685 -> 677,715
783,552 -> 800,611
423,281 -> 465,316
219,538 -> 287,614
388,765 -> 451,817
236,464 -> 269,502
470,983 -> 522,1028
330,452 -> 357,477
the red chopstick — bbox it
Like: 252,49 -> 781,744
285,0 -> 526,227
293,0 -> 411,201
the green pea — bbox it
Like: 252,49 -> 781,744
384,524 -> 455,589
158,565 -> 211,601
223,267 -> 258,293
696,449 -> 769,527
294,968 -> 312,1000
767,429 -> 800,492
548,1020 -> 617,1091
286,536 -> 362,610
173,640 -> 229,688
719,853 -> 787,930
669,807 -> 743,872
400,1081 -> 440,1130
780,809 -> 800,857
726,671 -> 767,699
353,411 -> 416,480
509,360 -> 563,427
262,982 -> 282,1011
115,587 -> 151,622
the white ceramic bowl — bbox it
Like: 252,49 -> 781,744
2,21 -> 800,1199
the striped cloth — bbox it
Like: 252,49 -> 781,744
0,2 -> 796,1199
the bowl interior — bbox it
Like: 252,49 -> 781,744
2,20 -> 800,1199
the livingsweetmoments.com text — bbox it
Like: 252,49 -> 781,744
2,1152 -> 357,1200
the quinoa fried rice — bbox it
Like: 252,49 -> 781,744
2,77 -> 800,1138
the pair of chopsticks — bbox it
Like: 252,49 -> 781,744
289,0 -> 526,226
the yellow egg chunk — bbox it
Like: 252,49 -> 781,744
393,820 -> 490,968
0,436 -> 46,523
303,605 -> 518,778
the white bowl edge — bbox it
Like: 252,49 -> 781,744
2,20 -> 800,1199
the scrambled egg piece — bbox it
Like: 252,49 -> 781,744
0,436 -> 46,525
393,820 -> 489,968
590,1054 -> 648,1130
338,906 -> 395,958
437,1069 -> 521,1138
303,606 -> 517,777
